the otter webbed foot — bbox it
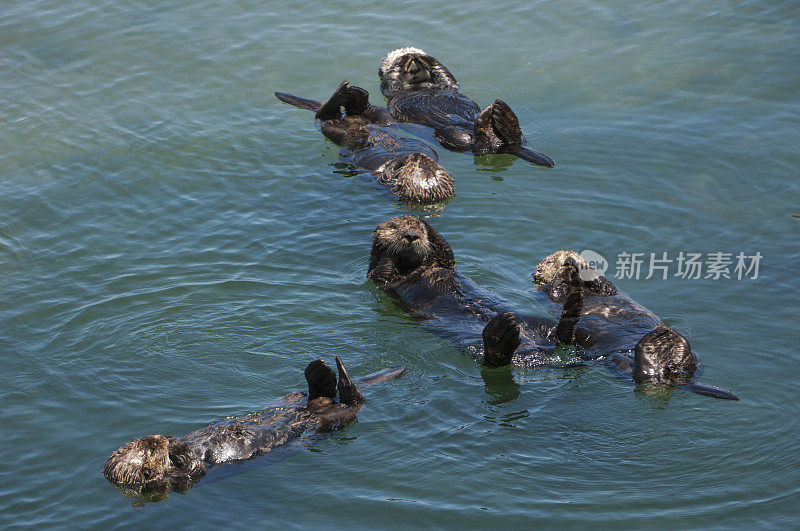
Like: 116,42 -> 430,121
305,359 -> 338,400
483,312 -> 522,367
315,80 -> 351,121
339,85 -> 370,117
473,100 -> 554,167
335,356 -> 365,405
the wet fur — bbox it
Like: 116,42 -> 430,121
104,358 -> 404,497
378,48 -> 554,167
368,216 -> 577,367
533,251 -> 737,399
275,81 -> 454,203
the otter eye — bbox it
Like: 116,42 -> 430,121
143,469 -> 152,479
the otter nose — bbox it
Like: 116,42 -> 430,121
408,60 -> 430,83
404,230 -> 420,243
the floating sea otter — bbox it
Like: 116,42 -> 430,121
367,216 -> 737,400
526,250 -> 739,400
103,357 -> 405,498
276,80 -> 455,204
378,47 -> 555,168
367,215 -> 582,368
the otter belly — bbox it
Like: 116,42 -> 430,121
344,126 -> 439,172
388,90 -> 480,130
181,407 -> 317,466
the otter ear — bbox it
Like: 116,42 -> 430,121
421,220 -> 455,270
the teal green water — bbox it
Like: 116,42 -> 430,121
2,0 -> 798,527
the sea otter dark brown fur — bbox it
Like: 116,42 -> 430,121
103,357 -> 405,498
368,216 -> 582,368
529,250 -> 739,400
378,47 -> 554,167
275,80 -> 454,204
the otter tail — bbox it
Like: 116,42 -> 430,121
276,80 -> 375,121
352,363 -> 406,390
474,100 -> 554,168
482,311 -> 522,367
676,382 -> 739,401
275,92 -> 322,111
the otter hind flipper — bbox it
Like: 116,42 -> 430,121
314,80 -> 351,121
474,100 -> 555,167
334,356 -> 365,405
340,85 -> 370,116
305,359 -> 337,400
488,100 -> 523,145
483,312 -> 522,367
275,92 -> 323,112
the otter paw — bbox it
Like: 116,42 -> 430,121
483,312 -> 521,367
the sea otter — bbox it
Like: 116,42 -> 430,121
367,215 -> 583,368
378,47 -> 555,168
526,250 -> 739,400
103,357 -> 405,498
275,80 -> 455,204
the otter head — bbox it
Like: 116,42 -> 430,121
380,153 -> 454,204
533,250 -> 618,297
103,434 -> 204,493
379,47 -> 459,96
633,326 -> 698,385
368,215 -> 455,282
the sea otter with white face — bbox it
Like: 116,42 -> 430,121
103,357 -> 405,499
367,217 -> 737,399
530,250 -> 739,399
378,47 -> 555,168
276,80 -> 454,204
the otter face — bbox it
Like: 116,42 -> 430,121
382,153 -> 454,204
371,216 -> 434,275
633,326 -> 698,385
533,251 -> 591,286
533,250 -> 618,296
379,48 -> 458,95
103,434 -> 202,491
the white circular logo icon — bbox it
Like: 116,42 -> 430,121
578,250 -> 608,282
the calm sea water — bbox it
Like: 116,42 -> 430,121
2,0 -> 798,527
